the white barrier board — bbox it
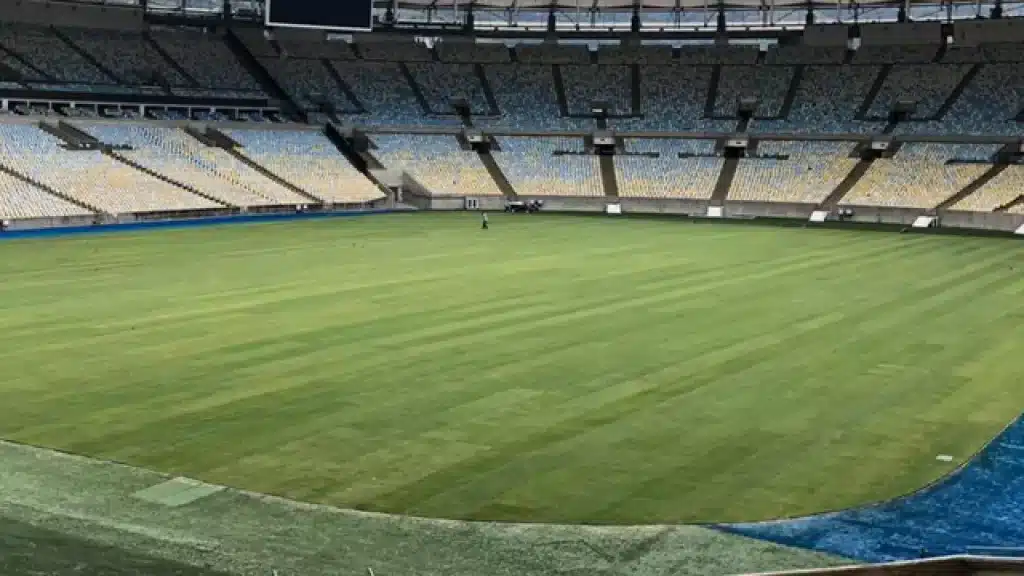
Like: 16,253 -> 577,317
809,210 -> 828,223
606,203 -> 622,215
912,216 -> 936,228
707,206 -> 724,218
1015,224 -> 1024,236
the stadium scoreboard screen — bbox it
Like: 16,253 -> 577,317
266,0 -> 372,32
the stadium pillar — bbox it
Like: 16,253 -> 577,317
804,1 -> 813,24
716,0 -> 727,33
631,4 -> 641,32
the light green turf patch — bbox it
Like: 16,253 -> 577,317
0,213 -> 1022,524
0,440 -> 846,575
134,478 -> 225,507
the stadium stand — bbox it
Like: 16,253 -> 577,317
0,22 -> 1021,228
0,124 -> 218,214
0,170 -> 93,219
619,65 -> 732,131
81,124 -> 301,207
715,65 -> 794,117
58,27 -> 182,91
332,61 -> 458,126
372,134 -> 502,196
493,137 -> 603,197
261,57 -> 353,113
731,141 -> 859,204
951,166 -> 1024,212
841,144 -> 1000,208
482,64 -> 588,130
562,65 -> 632,116
407,63 -> 490,115
616,139 -> 723,199
867,64 -> 971,119
0,24 -> 113,89
226,129 -> 385,204
752,66 -> 884,133
149,29 -> 264,97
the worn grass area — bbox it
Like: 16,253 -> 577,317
0,441 -> 845,575
0,213 -> 1022,526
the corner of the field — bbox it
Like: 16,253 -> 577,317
709,411 -> 1024,564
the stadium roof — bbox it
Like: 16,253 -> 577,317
51,0 -> 1024,28
389,0 -> 977,6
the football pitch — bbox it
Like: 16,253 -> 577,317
0,212 -> 1022,525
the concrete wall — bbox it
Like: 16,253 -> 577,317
5,197 -> 1023,237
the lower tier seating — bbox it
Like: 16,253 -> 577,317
841,144 -> 999,209
0,124 -> 218,214
372,134 -> 502,196
0,170 -> 92,219
730,141 -> 858,204
493,137 -> 602,197
954,166 -> 1024,212
226,129 -> 384,204
616,156 -> 722,199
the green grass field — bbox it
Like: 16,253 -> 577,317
0,213 -> 1022,526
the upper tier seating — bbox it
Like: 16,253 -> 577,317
867,64 -> 971,119
0,170 -> 92,220
616,139 -> 722,199
715,65 -> 794,118
889,62 -> 1024,135
842,143 -> 999,208
261,57 -> 358,113
407,63 -> 491,115
0,124 -> 219,214
753,66 -> 885,133
59,28 -> 185,90
332,61 -> 458,127
493,137 -> 602,197
482,65 -> 589,130
617,65 -> 732,132
82,124 -> 302,207
731,141 -> 859,204
150,29 -> 263,97
372,134 -> 502,196
563,65 -> 632,116
0,25 -> 112,89
226,129 -> 384,204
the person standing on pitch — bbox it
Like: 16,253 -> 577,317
481,211 -> 489,230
